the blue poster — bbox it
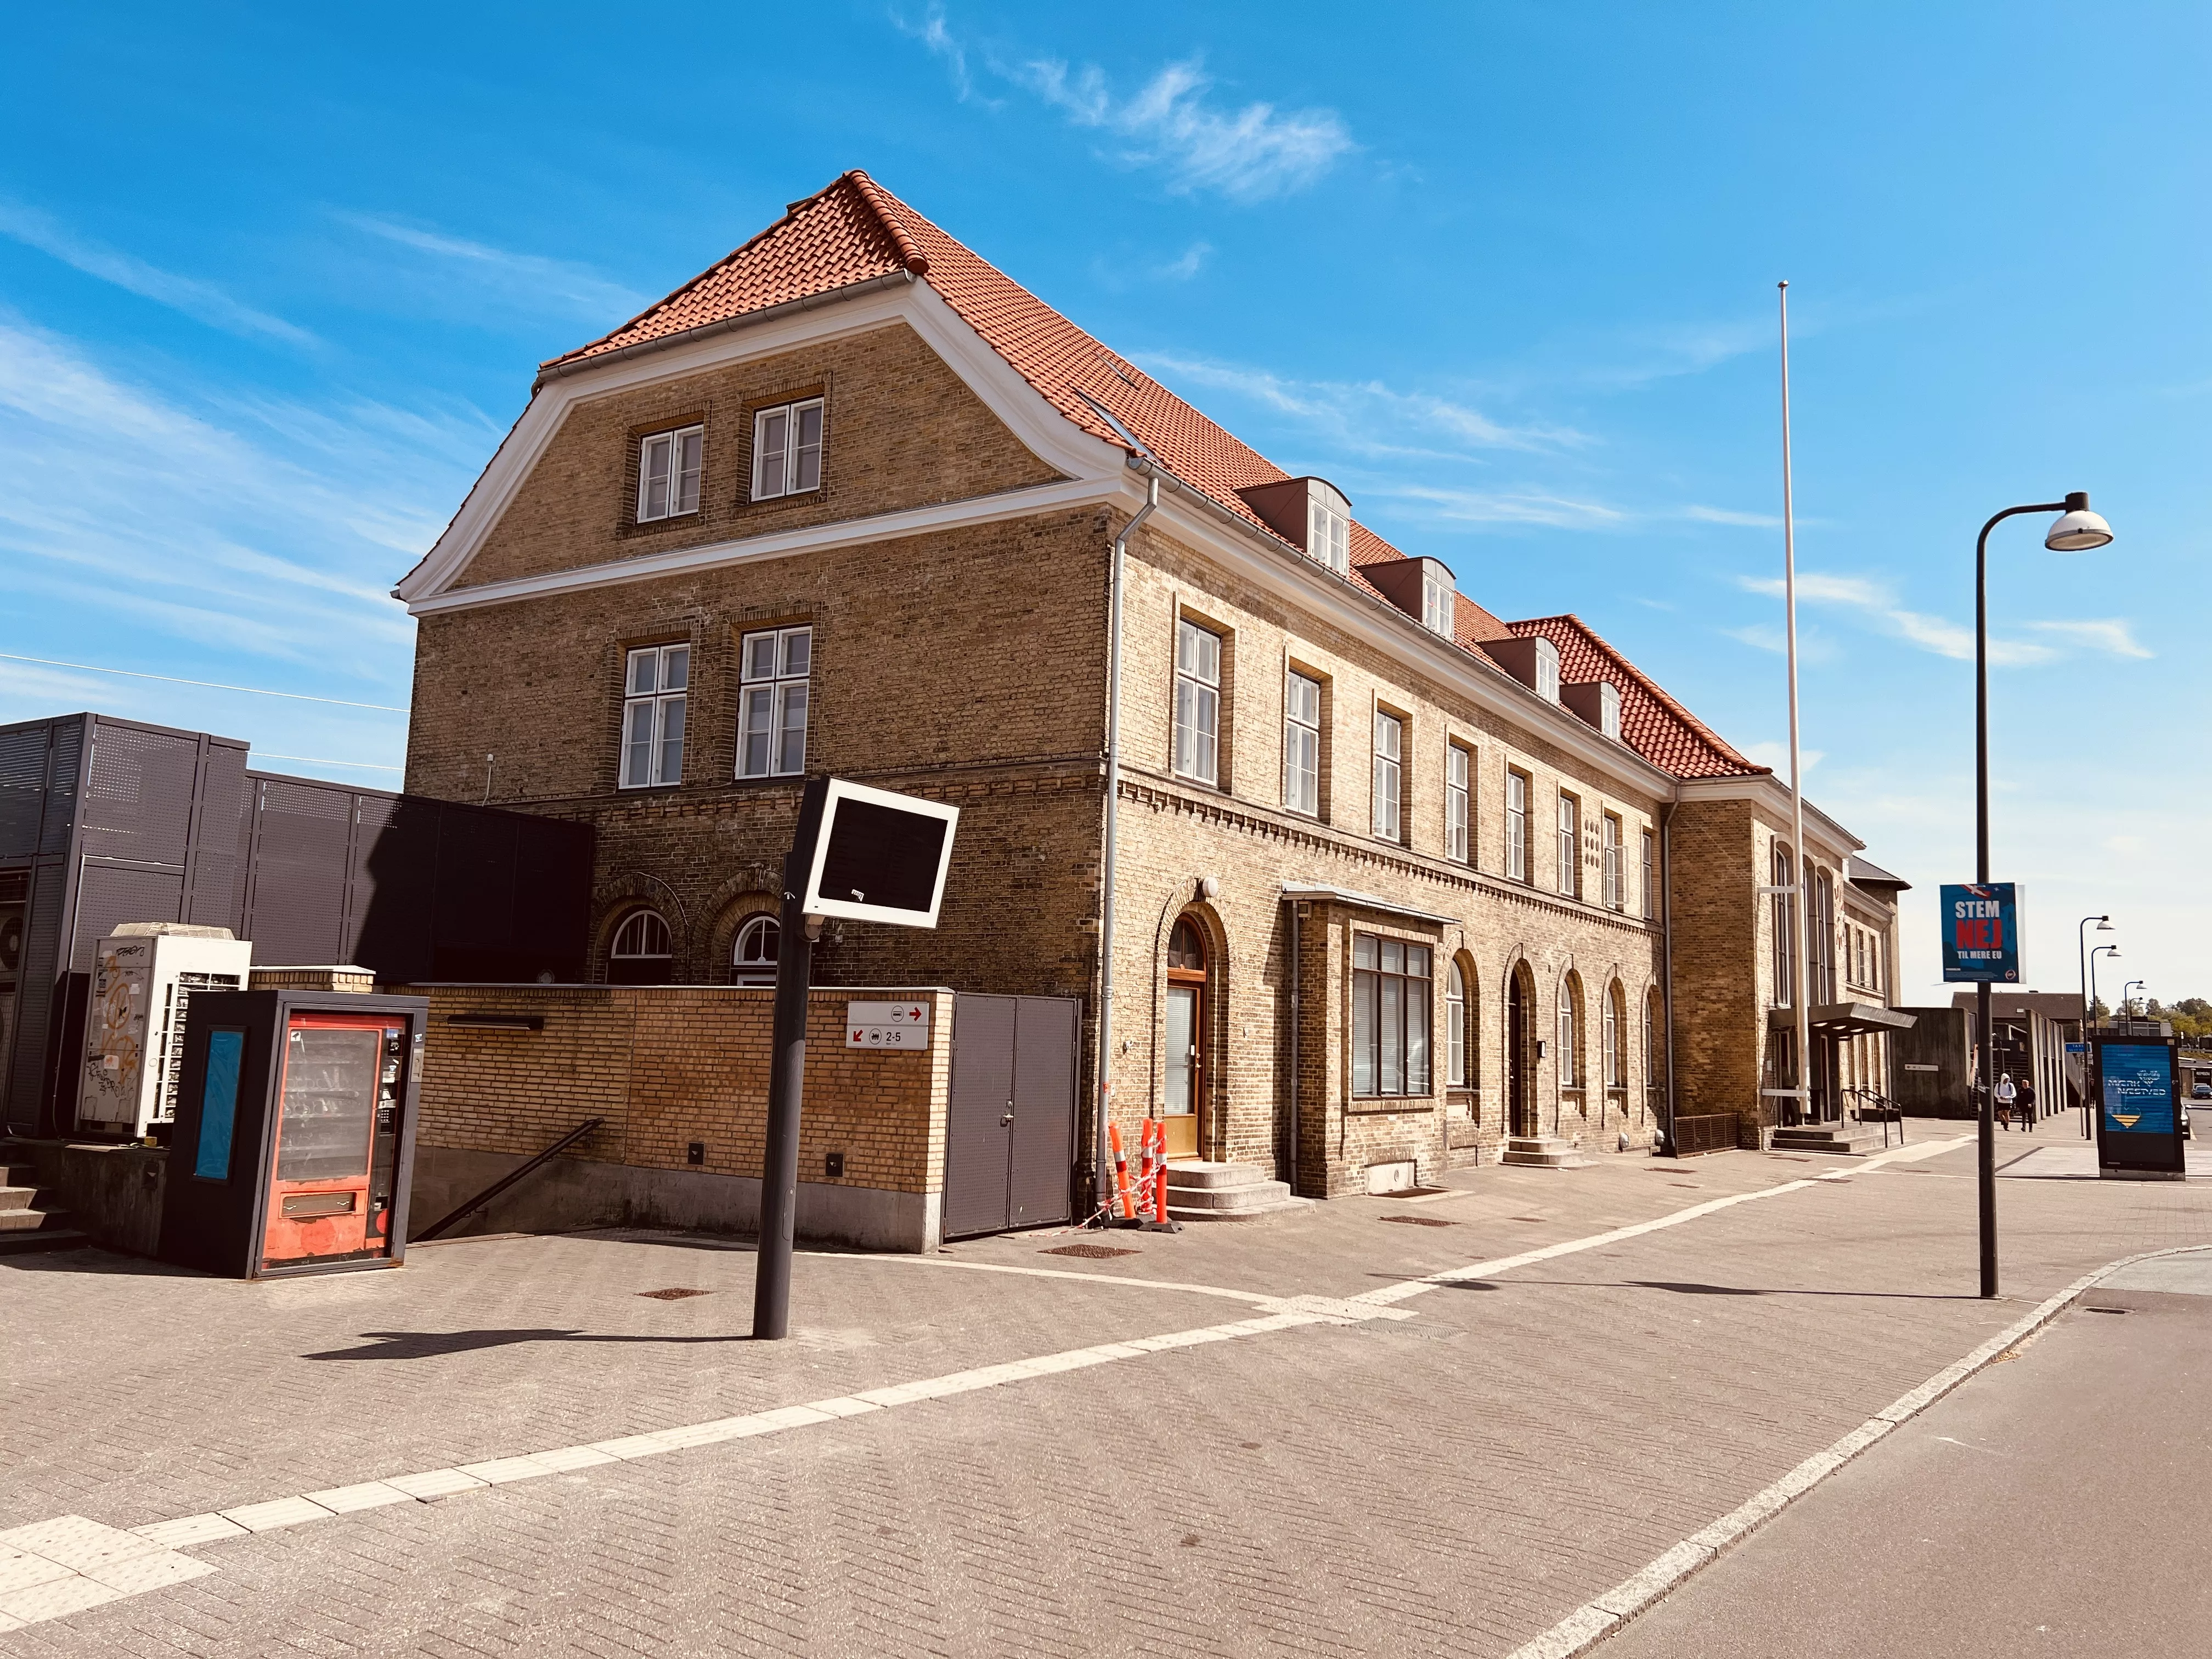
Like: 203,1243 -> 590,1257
1939,882 -> 2024,984
2101,1044 -> 2174,1137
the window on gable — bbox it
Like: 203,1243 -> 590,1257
1421,569 -> 1455,637
1446,742 -> 1471,865
1173,619 -> 1222,785
637,425 -> 704,523
619,644 -> 689,788
737,625 -> 811,778
752,398 -> 825,501
1600,682 -> 1622,741
1534,636 -> 1561,703
1307,495 -> 1350,575
1283,669 -> 1321,816
1372,709 -> 1403,842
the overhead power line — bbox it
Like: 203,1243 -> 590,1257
253,754 -> 403,772
0,652 -> 409,713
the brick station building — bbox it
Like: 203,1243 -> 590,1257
394,170 -> 1905,1205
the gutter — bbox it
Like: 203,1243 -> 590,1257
1660,783 -> 1680,1154
1093,475 -> 1159,1211
530,270 -> 918,391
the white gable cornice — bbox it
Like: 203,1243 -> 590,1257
393,278 -> 1126,606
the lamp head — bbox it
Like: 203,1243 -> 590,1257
2045,492 -> 2113,551
2095,916 -> 2113,930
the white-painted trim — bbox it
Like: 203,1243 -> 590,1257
404,477 -> 1119,616
397,280 -> 1127,605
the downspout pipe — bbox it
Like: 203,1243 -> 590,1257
1094,475 -> 1159,1210
1660,787 -> 1680,1155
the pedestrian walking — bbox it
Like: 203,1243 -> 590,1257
2017,1080 -> 2036,1127
1995,1071 -> 2017,1129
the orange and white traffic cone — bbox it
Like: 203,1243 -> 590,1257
1109,1122 -> 1135,1219
1150,1119 -> 1171,1224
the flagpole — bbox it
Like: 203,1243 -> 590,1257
1780,281 -> 1813,1127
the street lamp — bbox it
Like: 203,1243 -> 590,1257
2124,980 -> 2147,1018
1972,493 -> 2114,1300
2089,943 -> 2121,1138
2077,916 -> 2113,1139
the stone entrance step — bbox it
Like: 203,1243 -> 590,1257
1500,1136 -> 1578,1169
0,1153 -> 88,1256
1163,1160 -> 1310,1223
1771,1125 -> 1884,1155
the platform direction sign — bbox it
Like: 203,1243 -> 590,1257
846,1000 -> 930,1049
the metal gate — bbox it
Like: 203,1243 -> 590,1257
944,994 -> 1079,1239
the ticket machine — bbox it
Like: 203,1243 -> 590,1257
159,990 -> 427,1278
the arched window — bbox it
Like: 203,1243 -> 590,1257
1167,918 -> 1206,972
1605,980 -> 1626,1088
608,908 -> 672,984
732,915 -> 780,986
1446,960 -> 1467,1087
1645,988 -> 1663,1120
1558,974 -> 1581,1089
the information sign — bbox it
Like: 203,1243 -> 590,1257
845,1000 -> 932,1050
1939,882 -> 2024,984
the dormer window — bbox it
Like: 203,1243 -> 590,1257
1599,682 -> 1621,741
1236,477 -> 1353,577
1307,494 -> 1350,574
1421,568 -> 1455,637
1534,637 -> 1561,703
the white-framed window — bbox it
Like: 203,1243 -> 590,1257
1599,682 -> 1622,741
1604,981 -> 1624,1088
1446,742 -> 1471,865
1446,958 -> 1468,1087
608,908 -> 673,983
737,626 -> 812,778
1173,619 -> 1222,785
1602,812 -> 1624,911
1642,828 -> 1657,919
1506,769 -> 1530,883
1421,568 -> 1455,636
1556,792 -> 1579,897
1771,844 -> 1796,1007
1307,495 -> 1349,574
1534,636 -> 1561,703
732,914 -> 780,987
619,644 -> 689,788
636,425 -> 703,523
1558,977 -> 1581,1087
1372,709 -> 1403,842
752,398 -> 825,501
1283,669 -> 1321,815
1353,933 -> 1431,1097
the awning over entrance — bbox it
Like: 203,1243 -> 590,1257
1768,1002 -> 1918,1039
1278,884 -> 1453,927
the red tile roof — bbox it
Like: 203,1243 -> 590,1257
551,170 -> 1762,781
1506,616 -> 1764,778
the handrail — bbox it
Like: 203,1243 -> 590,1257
411,1117 -> 605,1243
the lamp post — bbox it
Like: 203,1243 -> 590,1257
2077,916 -> 2113,1138
1972,493 -> 2113,1299
2123,980 -> 2147,1019
2087,943 -> 2120,1137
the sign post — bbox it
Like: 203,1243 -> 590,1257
2092,1032 -> 2185,1180
754,777 -> 959,1340
1940,882 -> 2024,1300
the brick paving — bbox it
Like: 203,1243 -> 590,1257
4,1120 -> 2207,1657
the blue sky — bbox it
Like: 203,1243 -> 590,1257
2,3 -> 2203,1004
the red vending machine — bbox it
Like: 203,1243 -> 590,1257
159,991 -> 427,1278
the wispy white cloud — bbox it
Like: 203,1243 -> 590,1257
1736,571 -> 2069,666
1375,482 -> 1627,528
2025,618 -> 2153,659
0,199 -> 313,346
1158,241 -> 1211,281
899,13 -> 1350,200
335,213 -> 648,323
1014,55 -> 1352,200
1682,504 -> 1781,528
1742,741 -> 1825,774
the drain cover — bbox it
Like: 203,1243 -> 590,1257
637,1287 -> 709,1300
1381,1215 -> 1458,1227
1043,1243 -> 1140,1259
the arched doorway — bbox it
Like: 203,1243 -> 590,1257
1506,963 -> 1537,1138
1163,916 -> 1209,1158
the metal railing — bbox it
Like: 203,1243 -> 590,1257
411,1117 -> 605,1243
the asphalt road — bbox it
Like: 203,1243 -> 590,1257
1601,1247 -> 2212,1658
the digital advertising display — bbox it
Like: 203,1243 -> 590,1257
2094,1036 -> 2185,1177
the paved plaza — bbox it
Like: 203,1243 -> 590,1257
5,1115 -> 2208,1657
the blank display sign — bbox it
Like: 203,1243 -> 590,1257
799,779 -> 960,928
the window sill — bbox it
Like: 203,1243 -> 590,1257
633,511 -> 704,531
730,772 -> 809,788
617,782 -> 683,794
1347,1097 -> 1436,1116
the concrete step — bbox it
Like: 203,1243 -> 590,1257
1500,1137 -> 1577,1168
0,1224 -> 92,1256
0,1204 -> 74,1233
0,1183 -> 38,1212
1163,1160 -> 1310,1222
1771,1126 -> 1883,1155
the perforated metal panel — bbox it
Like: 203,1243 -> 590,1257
244,778 -> 351,964
0,724 -> 50,859
83,723 -> 198,866
1008,997 -> 1077,1228
944,994 -> 1016,1239
71,864 -> 188,970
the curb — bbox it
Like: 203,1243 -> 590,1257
1502,1242 -> 2210,1659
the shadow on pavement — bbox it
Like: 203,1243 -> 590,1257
304,1328 -> 759,1360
